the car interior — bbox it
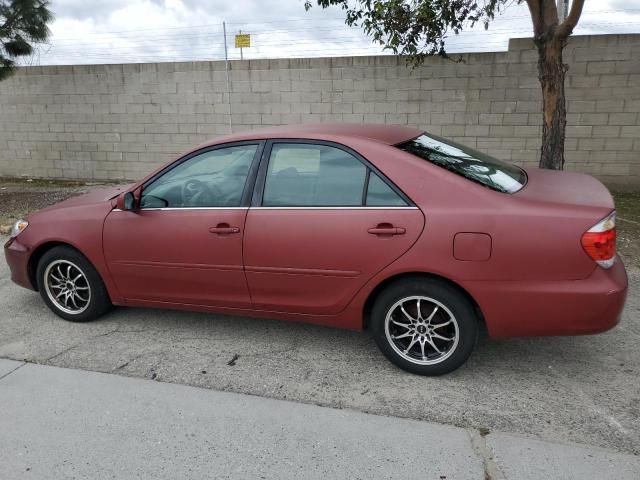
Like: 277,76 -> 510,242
140,146 -> 257,208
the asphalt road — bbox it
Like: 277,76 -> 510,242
1,236 -> 639,456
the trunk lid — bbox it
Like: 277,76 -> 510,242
516,168 -> 614,210
508,168 -> 617,280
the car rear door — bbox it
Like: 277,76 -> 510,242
103,142 -> 262,308
243,140 -> 425,315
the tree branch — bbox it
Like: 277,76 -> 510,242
525,0 -> 543,36
556,0 -> 585,39
542,0 -> 559,28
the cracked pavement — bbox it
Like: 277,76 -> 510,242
1,236 -> 639,457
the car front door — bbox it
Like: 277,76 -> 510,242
103,142 -> 262,308
243,141 -> 425,315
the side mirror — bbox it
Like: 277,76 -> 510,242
117,187 -> 141,211
123,192 -> 136,210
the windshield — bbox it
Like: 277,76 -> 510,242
397,133 -> 527,193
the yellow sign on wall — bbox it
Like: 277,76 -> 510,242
235,34 -> 251,48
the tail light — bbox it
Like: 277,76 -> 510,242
581,211 -> 616,269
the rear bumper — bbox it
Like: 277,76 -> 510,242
4,237 -> 35,290
467,259 -> 628,337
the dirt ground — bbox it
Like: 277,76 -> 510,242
1,177 -> 638,265
615,191 -> 640,269
0,178 -> 122,231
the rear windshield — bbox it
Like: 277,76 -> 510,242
397,133 -> 527,193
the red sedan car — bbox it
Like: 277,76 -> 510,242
4,124 -> 627,375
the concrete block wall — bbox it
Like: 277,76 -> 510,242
0,34 -> 638,187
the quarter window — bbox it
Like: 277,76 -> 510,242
141,144 -> 258,208
366,172 -> 408,207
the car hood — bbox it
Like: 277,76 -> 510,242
515,168 -> 614,210
33,184 -> 133,215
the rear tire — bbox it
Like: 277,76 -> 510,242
370,278 -> 478,376
36,246 -> 112,322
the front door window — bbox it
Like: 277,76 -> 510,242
142,144 -> 258,208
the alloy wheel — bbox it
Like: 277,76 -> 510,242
384,296 -> 459,365
44,260 -> 92,315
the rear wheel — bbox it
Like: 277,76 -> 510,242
370,278 -> 478,376
36,246 -> 112,322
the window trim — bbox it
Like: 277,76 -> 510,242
251,139 -> 414,208
140,140 -> 265,210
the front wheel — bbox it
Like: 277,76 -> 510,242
370,278 -> 478,376
37,246 -> 112,322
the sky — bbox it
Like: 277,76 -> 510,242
24,0 -> 640,65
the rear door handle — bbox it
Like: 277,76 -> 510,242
209,223 -> 240,235
368,226 -> 406,236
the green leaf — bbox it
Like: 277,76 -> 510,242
305,0 -> 515,66
0,0 -> 52,80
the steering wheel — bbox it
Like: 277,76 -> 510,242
181,179 -> 221,206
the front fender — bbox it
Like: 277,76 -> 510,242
20,201 -> 123,303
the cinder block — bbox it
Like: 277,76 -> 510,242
396,102 -> 420,114
586,61 -> 617,75
615,60 -> 640,74
353,103 -> 375,114
599,75 -> 629,87
514,126 -> 540,137
342,113 -> 365,123
591,125 -> 621,138
501,139 -> 526,150
605,138 -> 633,151
505,88 -> 538,101
601,163 -> 630,175
568,100 -> 596,113
385,114 -> 408,124
373,102 -> 397,114
502,113 -> 529,125
479,113 -> 504,125
362,113 -> 386,123
578,138 -> 606,151
440,125 -> 465,137
566,126 -> 593,138
489,126 -> 515,137
620,126 -> 640,137
576,113 -> 609,125
464,125 -> 489,137
331,103 -> 353,114
569,75 -> 600,89
443,101 -> 466,112
479,89 -> 505,101
429,112 -> 454,125
490,101 -> 517,114
515,101 -> 541,113
609,113 -> 637,125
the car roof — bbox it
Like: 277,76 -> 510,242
200,123 -> 423,147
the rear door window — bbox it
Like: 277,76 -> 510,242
262,143 -> 367,207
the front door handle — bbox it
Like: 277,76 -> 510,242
209,223 -> 240,235
368,224 -> 406,236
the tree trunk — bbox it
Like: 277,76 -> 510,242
536,37 -> 567,170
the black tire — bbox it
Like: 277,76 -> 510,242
36,246 -> 112,322
370,278 -> 478,376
